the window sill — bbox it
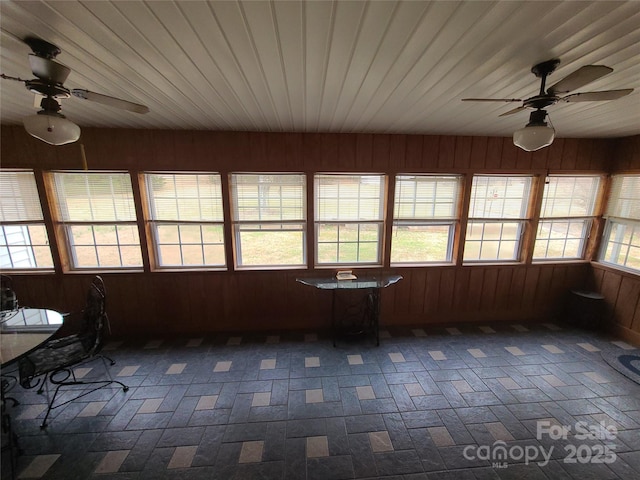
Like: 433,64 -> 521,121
0,269 -> 56,275
234,265 -> 308,272
531,259 -> 590,265
591,261 -> 640,278
390,262 -> 455,268
64,268 -> 145,274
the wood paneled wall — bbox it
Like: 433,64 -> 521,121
587,135 -> 640,345
0,126 -> 614,173
1,125 -> 635,338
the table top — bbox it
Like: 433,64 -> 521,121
0,308 -> 64,366
296,274 -> 402,290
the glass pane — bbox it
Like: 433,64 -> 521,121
159,245 -> 181,265
157,224 -> 179,243
203,244 -> 226,265
32,246 -> 54,268
120,246 -> 143,267
202,225 -> 224,244
317,243 -> 337,264
391,224 -> 451,263
181,244 -> 204,265
318,224 -> 338,242
74,246 -> 98,268
117,225 -> 140,244
179,224 -> 202,244
93,225 -> 117,244
97,246 -> 121,266
339,243 -> 358,263
69,225 -> 95,246
236,228 -> 305,267
464,221 -> 521,261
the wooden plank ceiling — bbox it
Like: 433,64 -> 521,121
0,0 -> 638,139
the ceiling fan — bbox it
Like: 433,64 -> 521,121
462,59 -> 634,151
1,37 -> 150,146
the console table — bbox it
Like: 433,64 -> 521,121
296,274 -> 402,346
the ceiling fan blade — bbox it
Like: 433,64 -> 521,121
462,98 -> 521,102
548,65 -> 613,94
562,89 -> 634,102
499,106 -> 528,117
71,89 -> 149,114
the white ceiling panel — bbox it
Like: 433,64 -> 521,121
1,0 -> 638,139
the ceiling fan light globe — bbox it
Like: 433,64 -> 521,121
23,113 -> 80,146
513,125 -> 555,152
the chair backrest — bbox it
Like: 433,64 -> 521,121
0,274 -> 18,311
81,276 -> 109,355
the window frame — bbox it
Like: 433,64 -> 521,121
390,174 -> 462,266
463,174 -> 533,264
230,172 -> 307,270
599,174 -> 640,274
314,173 -> 386,268
50,171 -> 143,271
533,174 -> 601,262
0,169 -> 54,271
143,172 -> 227,270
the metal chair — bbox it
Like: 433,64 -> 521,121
17,275 -> 128,428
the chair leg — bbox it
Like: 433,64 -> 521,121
39,358 -> 129,429
99,354 -> 116,366
2,410 -> 21,479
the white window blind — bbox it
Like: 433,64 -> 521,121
0,171 -> 44,221
53,172 -> 137,222
606,175 -> 640,220
316,174 -> 384,221
540,176 -> 599,218
147,173 -> 224,221
231,174 -> 305,222
469,176 -> 531,219
394,175 -> 460,219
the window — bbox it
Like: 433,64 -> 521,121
0,170 -> 54,269
145,173 -> 225,268
230,173 -> 306,268
533,175 -> 600,260
391,175 -> 461,264
315,174 -> 385,266
464,175 -> 532,262
600,174 -> 640,273
51,172 -> 142,269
